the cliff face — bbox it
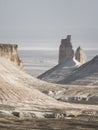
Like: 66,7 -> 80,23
59,35 -> 74,64
0,44 -> 23,68
75,46 -> 87,64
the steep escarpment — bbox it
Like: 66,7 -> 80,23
0,44 -> 23,68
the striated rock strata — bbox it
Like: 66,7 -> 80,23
0,44 -> 23,68
75,46 -> 87,64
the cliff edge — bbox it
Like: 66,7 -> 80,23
0,44 -> 23,68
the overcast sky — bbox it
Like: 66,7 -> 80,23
0,0 -> 98,49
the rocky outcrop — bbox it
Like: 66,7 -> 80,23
59,35 -> 74,64
59,35 -> 87,64
38,35 -> 81,83
59,36 -> 87,64
38,35 -> 88,83
75,46 -> 87,64
0,44 -> 23,68
45,86 -> 98,105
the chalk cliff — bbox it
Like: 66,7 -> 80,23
75,46 -> 87,64
0,44 -> 23,68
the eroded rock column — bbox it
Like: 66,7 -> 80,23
59,35 -> 74,64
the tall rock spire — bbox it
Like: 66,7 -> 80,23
58,35 -> 74,64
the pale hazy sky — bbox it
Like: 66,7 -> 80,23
0,0 -> 98,49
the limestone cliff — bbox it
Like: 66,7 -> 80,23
58,35 -> 74,64
0,44 -> 23,68
75,46 -> 87,64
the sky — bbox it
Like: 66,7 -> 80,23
0,0 -> 98,50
